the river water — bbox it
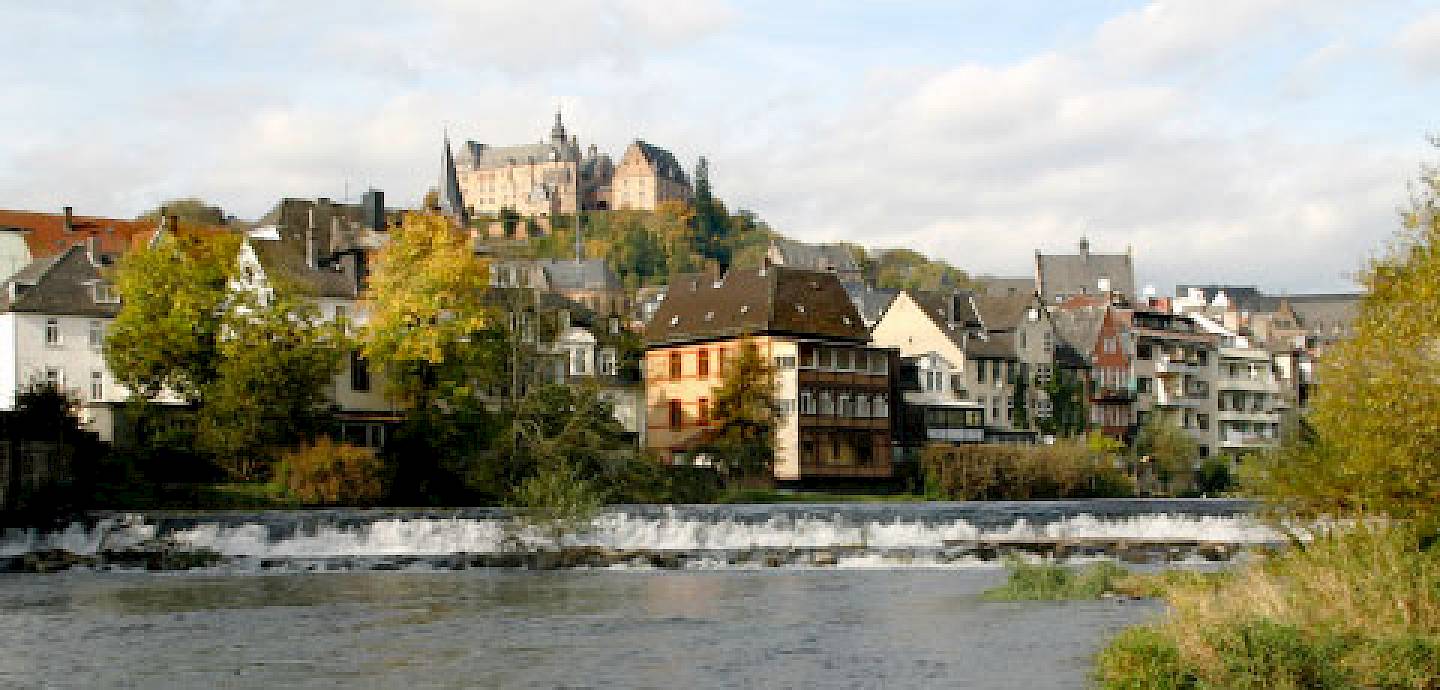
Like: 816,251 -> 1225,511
0,500 -> 1268,688
0,568 -> 1159,689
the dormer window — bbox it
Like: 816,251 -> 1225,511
740,305 -> 749,314
93,282 -> 119,304
795,304 -> 805,313
669,315 -> 680,326
704,311 -> 714,321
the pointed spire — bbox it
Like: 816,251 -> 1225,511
439,130 -> 467,224
550,109 -> 567,145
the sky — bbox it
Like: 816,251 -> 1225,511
1,0 -> 1437,294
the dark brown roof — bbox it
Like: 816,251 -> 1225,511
645,266 -> 868,346
967,332 -> 1017,360
248,237 -> 361,299
0,244 -> 119,317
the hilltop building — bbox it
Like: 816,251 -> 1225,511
440,113 -> 690,220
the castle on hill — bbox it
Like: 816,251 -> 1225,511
439,112 -> 692,222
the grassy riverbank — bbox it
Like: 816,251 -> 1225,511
1094,527 -> 1440,689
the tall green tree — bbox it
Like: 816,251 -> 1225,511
1133,414 -> 1198,495
107,229 -> 240,401
700,339 -> 778,482
198,288 -> 345,479
1249,149 -> 1440,523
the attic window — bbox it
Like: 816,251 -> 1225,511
739,305 -> 749,314
842,316 -> 851,325
669,315 -> 680,326
704,311 -> 714,321
712,281 -> 723,289
795,304 -> 806,313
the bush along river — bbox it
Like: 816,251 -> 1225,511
0,499 -> 1279,688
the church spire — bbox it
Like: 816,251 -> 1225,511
438,130 -> 467,224
550,109 -> 567,145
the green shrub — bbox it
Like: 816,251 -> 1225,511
981,559 -> 1128,601
275,437 -> 386,506
922,440 -> 1136,500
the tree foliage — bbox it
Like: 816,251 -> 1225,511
1249,149 -> 1440,522
138,198 -> 227,226
361,212 -> 495,407
199,289 -> 345,479
1133,414 -> 1199,495
107,229 -> 240,401
276,437 -> 387,506
699,339 -> 777,481
922,440 -> 1135,500
871,248 -> 970,291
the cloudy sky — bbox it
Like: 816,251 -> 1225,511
1,1 -> 1436,293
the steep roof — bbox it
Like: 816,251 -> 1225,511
971,292 -> 1040,331
0,209 -> 155,261
248,197 -> 384,299
842,282 -> 899,324
462,140 -> 577,169
1036,240 -> 1136,303
645,266 -> 868,346
0,244 -> 119,317
966,332 -> 1017,360
1049,305 -> 1107,364
439,135 -> 467,223
769,238 -> 862,275
630,140 -> 689,185
974,275 -> 1036,298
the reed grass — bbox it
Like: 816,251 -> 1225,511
1095,525 -> 1440,689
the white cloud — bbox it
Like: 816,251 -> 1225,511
1092,0 -> 1299,74
1394,10 -> 1440,76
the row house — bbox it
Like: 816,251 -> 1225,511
644,266 -> 898,484
1129,309 -> 1220,458
1051,298 -> 1135,439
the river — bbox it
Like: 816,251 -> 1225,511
0,500 -> 1271,688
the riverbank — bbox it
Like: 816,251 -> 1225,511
1094,526 -> 1440,688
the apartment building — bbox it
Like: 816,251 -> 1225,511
1130,310 -> 1220,458
644,266 -> 897,483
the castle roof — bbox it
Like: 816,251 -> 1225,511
628,140 -> 688,185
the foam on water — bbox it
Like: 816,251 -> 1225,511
2,500 -> 1281,561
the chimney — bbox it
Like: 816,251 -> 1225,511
305,226 -> 317,269
1078,236 -> 1090,258
362,189 -> 384,231
63,206 -> 74,233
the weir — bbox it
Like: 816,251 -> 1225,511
0,499 -> 1285,573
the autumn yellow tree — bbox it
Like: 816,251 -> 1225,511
360,212 -> 495,408
1249,149 -> 1440,523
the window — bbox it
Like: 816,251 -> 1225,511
1197,413 -> 1210,431
870,352 -> 887,374
599,349 -> 617,376
800,390 -> 816,415
818,391 -> 834,416
351,351 -> 371,392
698,350 -> 710,378
92,282 -> 119,304
45,319 -> 60,347
873,394 -> 888,418
571,348 -> 588,375
1136,377 -> 1151,394
977,361 -> 987,384
697,398 -> 710,426
669,352 -> 683,379
44,367 -> 61,388
90,371 -> 103,401
1103,337 -> 1117,354
669,399 -> 684,428
88,321 -> 103,351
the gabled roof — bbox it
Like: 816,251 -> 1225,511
0,244 -> 118,317
1036,240 -> 1136,303
1049,305 -> 1108,364
974,275 -> 1036,298
628,140 -> 688,185
247,237 -> 360,299
0,209 -> 155,261
646,266 -> 868,346
842,282 -> 899,324
966,332 -> 1017,360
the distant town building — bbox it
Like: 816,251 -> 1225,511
765,238 -> 866,284
1036,237 -> 1136,304
645,265 -> 897,485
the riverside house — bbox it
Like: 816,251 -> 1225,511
644,264 -> 899,486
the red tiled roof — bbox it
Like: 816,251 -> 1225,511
0,209 -> 157,259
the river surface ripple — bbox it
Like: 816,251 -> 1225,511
0,568 -> 1158,689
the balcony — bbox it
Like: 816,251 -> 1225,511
1216,409 -> 1280,422
1155,388 -> 1205,408
1216,376 -> 1277,392
1090,385 -> 1136,402
1152,357 -> 1205,376
1221,432 -> 1278,448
